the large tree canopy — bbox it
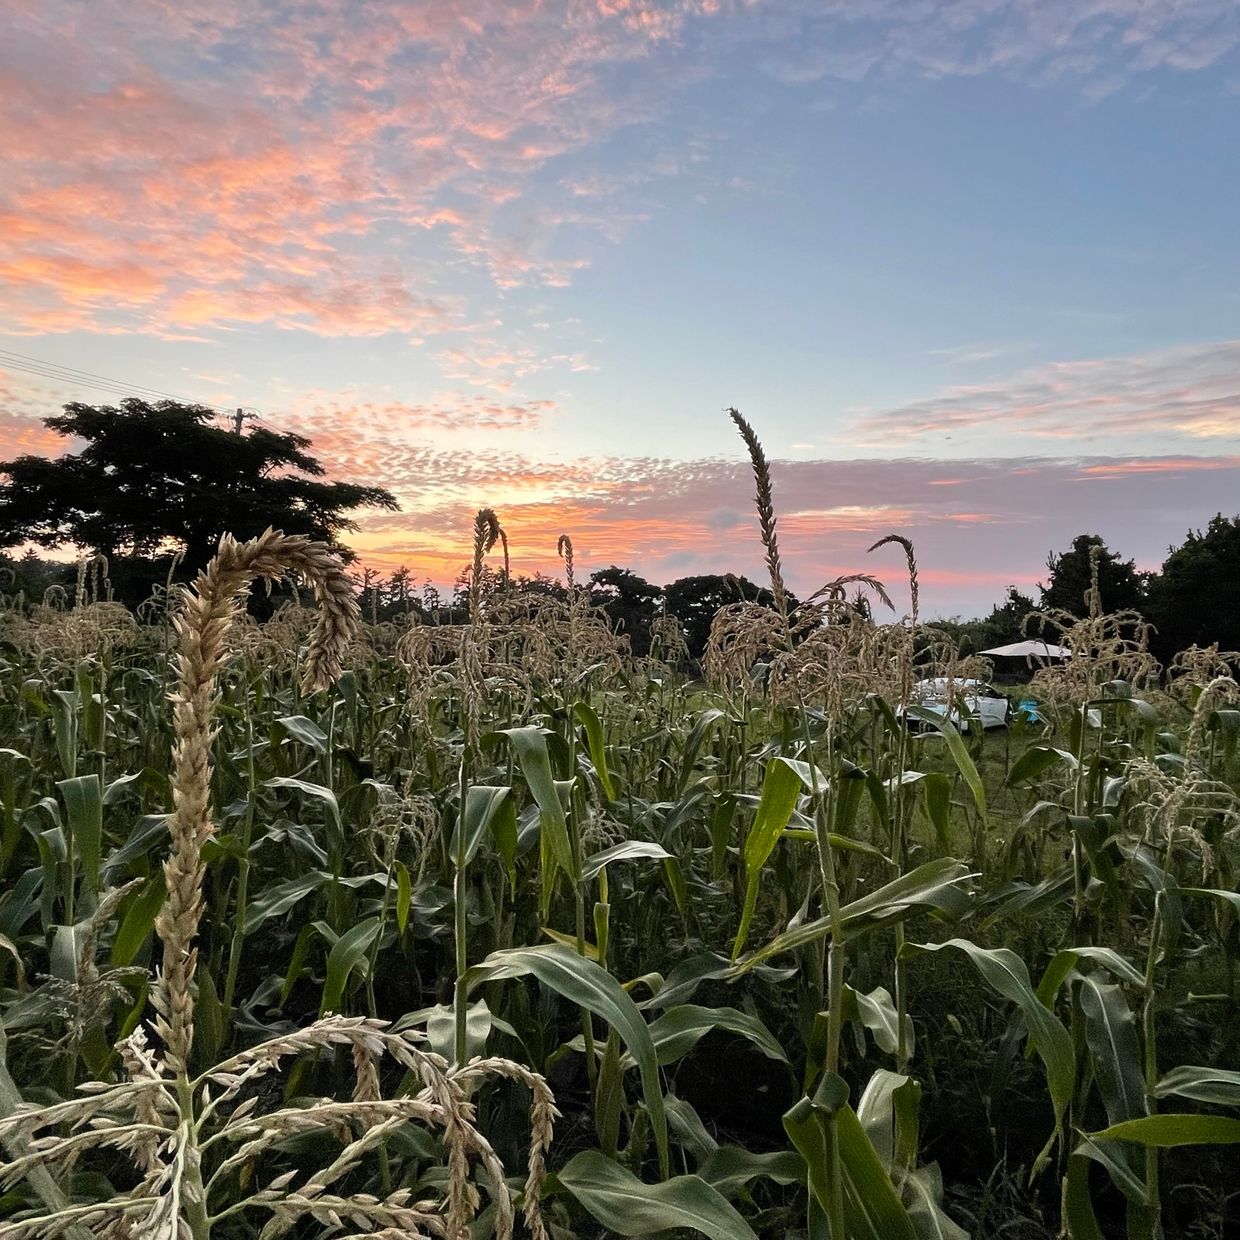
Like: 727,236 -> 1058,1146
1145,514 -> 1240,660
589,565 -> 662,656
1039,533 -> 1145,617
664,573 -> 780,660
0,400 -> 397,574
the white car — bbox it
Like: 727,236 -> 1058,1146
903,678 -> 1010,731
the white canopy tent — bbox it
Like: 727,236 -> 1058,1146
980,640 -> 1071,660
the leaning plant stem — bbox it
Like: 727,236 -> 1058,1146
1141,890 -> 1165,1238
176,1077 -> 211,1240
566,697 -> 598,1089
1070,700 -> 1090,934
803,714 -> 847,1240
0,1024 -> 94,1240
157,530 -> 358,1239
891,701 -> 913,1072
453,757 -> 471,1066
366,847 -> 397,1020
221,697 -> 257,1017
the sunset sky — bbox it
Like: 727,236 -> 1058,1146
3,1 -> 1240,616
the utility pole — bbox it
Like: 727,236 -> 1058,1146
231,407 -> 254,435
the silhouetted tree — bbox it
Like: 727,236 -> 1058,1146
978,585 -> 1038,647
0,400 -> 397,600
663,573 -> 777,660
1040,534 -> 1145,617
589,566 -> 661,656
1145,514 -> 1240,659
0,550 -> 70,605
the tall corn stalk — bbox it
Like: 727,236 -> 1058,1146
0,530 -> 555,1240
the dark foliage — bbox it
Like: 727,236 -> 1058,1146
0,400 -> 397,597
1145,514 -> 1240,661
588,566 -> 662,656
1039,533 -> 1146,617
664,573 -> 780,659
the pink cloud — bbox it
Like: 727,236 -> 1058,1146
5,357 -> 1239,613
292,441 -> 1240,614
0,0 -> 730,342
858,340 -> 1240,447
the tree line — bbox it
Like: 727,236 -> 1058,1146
2,399 -> 1237,662
935,526 -> 1240,664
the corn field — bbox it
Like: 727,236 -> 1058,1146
0,412 -> 1238,1239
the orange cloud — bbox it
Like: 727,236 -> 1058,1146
311,448 -> 1240,616
0,0 -> 726,344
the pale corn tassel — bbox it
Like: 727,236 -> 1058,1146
556,534 -> 575,592
727,407 -> 789,626
456,1057 -> 559,1240
155,529 -> 359,1072
1087,540 -> 1104,619
869,533 -> 920,701
498,526 -> 510,585
469,508 -> 500,624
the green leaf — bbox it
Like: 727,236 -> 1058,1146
57,774 -> 102,893
111,875 -> 166,967
394,860 -> 411,935
1007,744 -> 1074,787
1180,886 -> 1240,916
320,916 -> 381,1015
426,999 -> 493,1063
574,701 -> 617,802
195,969 -> 225,1066
842,985 -> 909,1058
661,855 -> 688,916
595,1029 -> 623,1156
276,715 -> 329,754
1089,1114 -> 1240,1147
1036,946 -> 1144,1006
466,943 -> 669,1177
902,938 -> 1073,1165
784,1090 -> 918,1240
678,709 -> 726,794
263,777 -> 342,851
921,772 -> 952,852
626,1004 -> 788,1069
581,839 -> 672,881
696,1146 -> 805,1197
452,785 -> 512,868
1078,976 -> 1146,1127
904,708 -> 986,824
856,1069 -> 921,1173
51,688 -> 78,780
497,726 -> 574,905
245,871 -> 331,934
733,858 -> 973,973
835,1099 -> 920,1240
280,924 -> 316,1006
1062,1155 -> 1105,1240
1072,1136 -> 1150,1205
0,932 -> 24,990
1155,1065 -> 1240,1107
732,757 -> 810,959
557,1149 -> 757,1240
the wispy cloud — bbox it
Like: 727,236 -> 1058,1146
753,1 -> 1240,90
4,0 -> 1237,350
0,0 -> 725,344
857,340 -> 1240,448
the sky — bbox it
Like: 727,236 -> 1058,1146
2,0 -> 1240,617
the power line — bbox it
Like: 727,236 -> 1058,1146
0,347 -> 243,420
